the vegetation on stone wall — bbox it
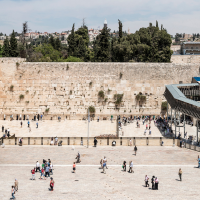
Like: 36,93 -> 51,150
88,106 -> 95,114
19,94 -> 24,100
136,93 -> 146,103
45,108 -> 50,113
161,101 -> 167,110
98,90 -> 105,99
114,94 -> 123,106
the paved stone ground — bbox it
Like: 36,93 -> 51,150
0,119 -> 164,138
0,146 -> 200,200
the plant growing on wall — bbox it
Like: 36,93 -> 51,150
19,94 -> 24,100
16,62 -> 20,69
45,108 -> 50,113
67,64 -> 69,70
136,93 -> 146,103
70,90 -> 72,95
89,82 -> 92,86
114,94 -> 123,106
98,90 -> 104,99
9,85 -> 14,92
120,72 -> 123,79
88,106 -> 95,114
161,101 -> 167,110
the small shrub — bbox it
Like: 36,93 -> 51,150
19,94 -> 24,100
26,90 -> 29,94
161,101 -> 167,110
136,94 -> 140,101
98,90 -> 104,99
38,70 -> 40,74
88,106 -> 95,114
89,82 -> 92,86
136,93 -> 146,102
16,62 -> 20,69
70,90 -> 72,95
104,98 -> 108,102
9,85 -> 14,92
108,88 -> 112,92
114,94 -> 123,105
25,101 -> 29,104
45,108 -> 50,113
120,72 -> 123,79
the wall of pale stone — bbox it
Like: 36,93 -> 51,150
171,55 -> 200,63
0,58 -> 199,119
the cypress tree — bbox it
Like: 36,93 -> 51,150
94,27 -> 111,62
118,20 -> 123,39
67,24 -> 76,56
2,37 -> 10,57
156,20 -> 158,28
10,30 -> 18,57
55,37 -> 61,51
49,35 -> 55,49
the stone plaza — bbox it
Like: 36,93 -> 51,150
0,145 -> 200,200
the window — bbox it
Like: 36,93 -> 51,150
191,47 -> 193,49
196,47 -> 198,49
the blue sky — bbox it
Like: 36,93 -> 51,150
0,0 -> 200,35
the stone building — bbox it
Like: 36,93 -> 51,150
182,42 -> 200,55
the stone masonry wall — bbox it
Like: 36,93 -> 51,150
171,55 -> 200,64
0,58 -> 199,119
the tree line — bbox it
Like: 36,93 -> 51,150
1,20 -> 173,62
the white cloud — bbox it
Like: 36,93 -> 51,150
0,0 -> 200,35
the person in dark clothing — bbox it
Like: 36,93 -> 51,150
134,146 -> 138,156
34,115 -> 36,121
94,138 -> 97,147
151,176 -> 155,190
123,161 -> 126,171
155,177 -> 159,190
2,125 -> 4,132
16,114 -> 18,120
23,115 -> 25,120
37,114 -> 40,121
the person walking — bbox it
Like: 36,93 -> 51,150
2,125 -> 4,132
20,121 -> 23,128
123,161 -> 126,171
151,176 -> 155,190
31,168 -> 35,180
155,177 -> 159,190
36,161 -> 40,172
73,162 -> 76,173
27,120 -> 30,128
129,161 -> 134,173
129,138 -> 132,146
111,115 -> 113,123
11,186 -> 15,199
134,146 -> 137,156
14,179 -> 18,192
94,138 -> 97,147
197,155 -> 200,168
36,122 -> 38,128
103,156 -> 108,169
50,178 -> 55,191
178,168 -> 182,181
45,165 -> 50,177
145,175 -> 149,187
144,129 -> 146,136
102,161 -> 106,174
40,168 -> 45,180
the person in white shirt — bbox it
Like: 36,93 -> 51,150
103,156 -> 108,169
50,163 -> 53,175
129,161 -> 133,173
145,175 -> 149,187
36,161 -> 40,172
54,136 -> 58,145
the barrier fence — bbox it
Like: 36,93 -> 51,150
2,137 -> 178,146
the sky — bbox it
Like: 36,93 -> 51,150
0,0 -> 200,36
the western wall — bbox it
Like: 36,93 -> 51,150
0,56 -> 199,120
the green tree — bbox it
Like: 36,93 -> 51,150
2,37 -> 10,57
49,35 -> 55,49
118,19 -> 123,39
93,27 -> 111,62
55,37 -> 61,51
67,24 -> 76,56
10,30 -> 18,57
0,44 -> 2,57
